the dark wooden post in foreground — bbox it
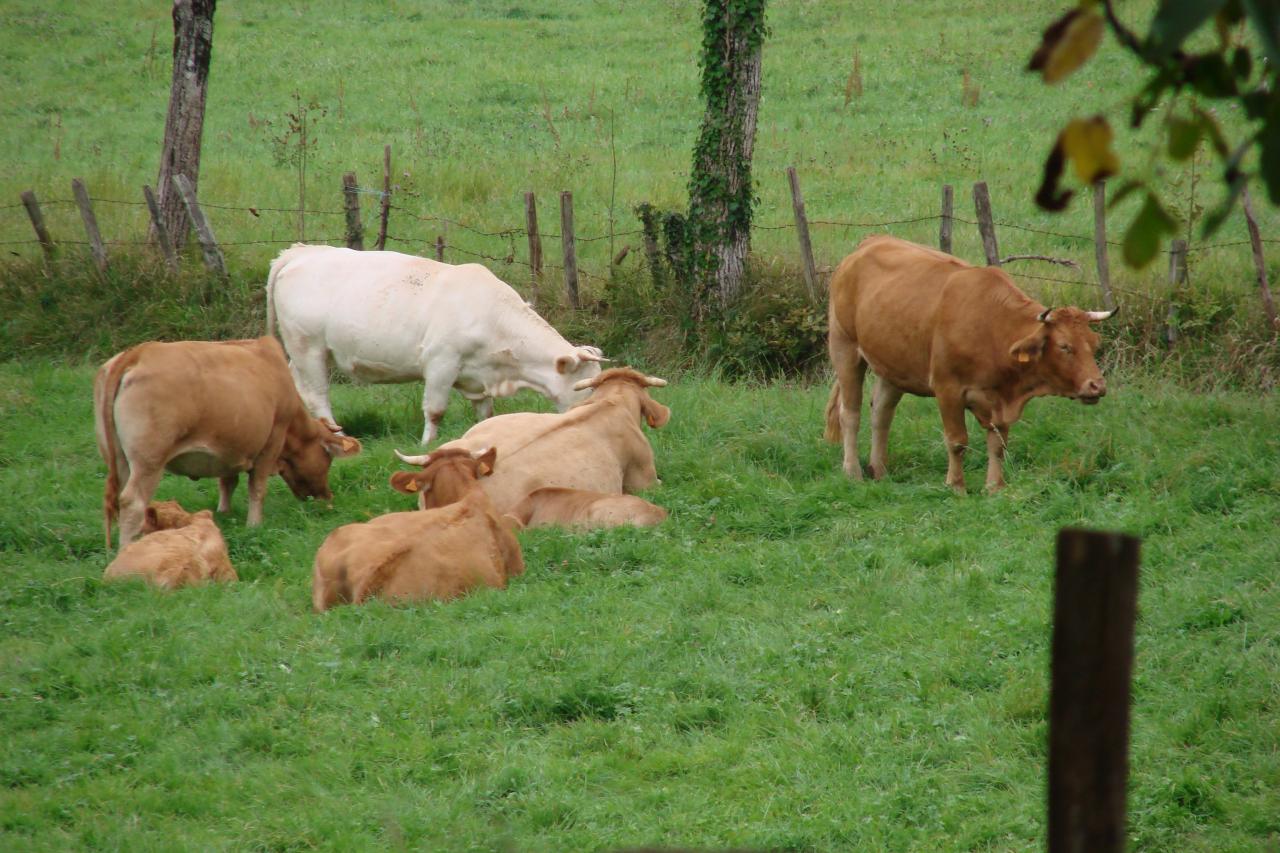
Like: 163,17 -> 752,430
1049,528 -> 1141,853
525,191 -> 543,305
786,166 -> 819,301
143,184 -> 178,271
973,181 -> 1000,266
560,190 -> 580,309
1241,187 -> 1278,333
20,190 -> 56,262
172,173 -> 226,281
434,235 -> 445,262
71,178 -> 108,272
1092,180 -> 1115,311
375,145 -> 391,251
940,184 -> 953,254
342,172 -> 363,250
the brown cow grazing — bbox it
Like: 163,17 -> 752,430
312,447 -> 524,612
95,336 -> 362,549
432,367 -> 670,519
103,503 -> 237,590
508,487 -> 668,530
825,235 -> 1114,493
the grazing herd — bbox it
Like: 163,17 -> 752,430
95,236 -> 1114,606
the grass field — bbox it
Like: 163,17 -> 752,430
1,363 -> 1277,850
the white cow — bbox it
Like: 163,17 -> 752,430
266,244 -> 606,444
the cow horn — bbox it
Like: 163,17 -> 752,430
575,346 -> 609,363
643,375 -> 668,388
1086,307 -> 1118,321
394,449 -> 432,466
1037,308 -> 1053,323
573,375 -> 604,391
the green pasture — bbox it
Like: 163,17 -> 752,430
1,364 -> 1277,850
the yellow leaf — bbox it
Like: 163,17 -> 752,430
1029,9 -> 1104,84
1062,116 -> 1119,184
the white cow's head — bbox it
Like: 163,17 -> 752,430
549,345 -> 607,410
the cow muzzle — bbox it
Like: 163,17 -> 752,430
1076,377 -> 1106,404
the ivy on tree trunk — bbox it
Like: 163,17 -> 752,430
688,0 -> 766,316
152,0 -> 216,252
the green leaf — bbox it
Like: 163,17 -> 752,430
1192,106 -> 1230,156
1168,117 -> 1202,160
1200,172 -> 1247,237
1123,193 -> 1178,269
1149,0 -> 1228,58
1187,54 -> 1238,98
1231,46 -> 1253,79
1244,0 -> 1280,67
1107,180 -> 1146,210
1028,9 -> 1104,84
1260,105 -> 1280,204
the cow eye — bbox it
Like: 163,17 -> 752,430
1058,343 -> 1074,355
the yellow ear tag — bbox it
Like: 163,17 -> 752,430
1016,352 -> 1031,363
405,480 -> 418,492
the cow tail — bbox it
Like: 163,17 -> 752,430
823,380 -> 843,443
96,352 -> 135,549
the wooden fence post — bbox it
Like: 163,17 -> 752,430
342,172 -> 363,250
636,203 -> 665,291
1164,238 -> 1187,347
172,173 -> 227,282
71,178 -> 108,272
1049,528 -> 1141,853
20,190 -> 56,262
786,166 -> 819,301
1092,180 -> 1115,311
525,191 -> 543,305
973,181 -> 1000,265
1241,187 -> 1278,333
940,184 -> 953,254
560,190 -> 580,309
435,235 -> 445,262
375,144 -> 391,251
143,184 -> 178,272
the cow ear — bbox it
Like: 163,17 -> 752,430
390,471 -> 428,494
326,435 -> 362,458
640,396 -> 671,429
1009,329 -> 1047,364
555,354 -> 578,375
472,446 -> 497,477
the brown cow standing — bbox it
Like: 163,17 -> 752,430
825,235 -> 1114,492
508,488 -> 668,530
312,447 -> 524,611
103,501 -> 237,590
95,336 -> 362,549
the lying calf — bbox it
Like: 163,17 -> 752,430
509,487 -> 667,530
103,502 -> 237,590
311,447 -> 524,611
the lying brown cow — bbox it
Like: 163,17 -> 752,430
825,235 -> 1114,492
508,488 -> 667,529
103,501 -> 237,590
95,336 -> 362,549
431,367 -> 669,521
312,447 -> 524,611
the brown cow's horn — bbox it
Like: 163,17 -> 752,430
1086,307 -> 1118,321
394,449 -> 432,466
573,375 -> 603,391
1037,308 -> 1053,323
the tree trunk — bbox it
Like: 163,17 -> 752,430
152,0 -> 216,251
688,0 -> 766,315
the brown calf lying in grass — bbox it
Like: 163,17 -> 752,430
508,487 -> 667,530
103,501 -> 237,590
311,447 -> 524,612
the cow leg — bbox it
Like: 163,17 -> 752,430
287,346 -> 336,424
984,425 -> 1010,493
245,464 -> 272,527
868,379 -> 905,480
117,468 -> 163,548
420,357 -> 461,445
471,396 -> 494,422
832,354 -> 868,480
217,474 -> 238,513
936,393 -> 969,494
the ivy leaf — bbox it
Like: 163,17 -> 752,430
1123,193 -> 1178,269
1148,0 -> 1228,58
1028,9 -> 1104,84
1168,117 -> 1202,160
1062,116 -> 1120,183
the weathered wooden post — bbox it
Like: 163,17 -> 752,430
71,178 -> 108,272
525,191 -> 543,305
172,173 -> 226,282
20,190 -> 56,262
1048,528 -> 1141,853
560,190 -> 580,309
636,203 -> 665,291
143,184 -> 178,271
375,144 -> 391,251
1164,239 -> 1187,347
973,181 -> 1000,266
435,235 -> 445,262
940,184 -> 953,254
342,172 -> 363,250
1241,187 -> 1278,333
786,166 -> 819,301
1092,180 -> 1115,311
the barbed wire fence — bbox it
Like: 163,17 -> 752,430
4,169 -> 1277,332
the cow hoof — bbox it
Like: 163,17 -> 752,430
842,464 -> 864,480
868,464 -> 887,480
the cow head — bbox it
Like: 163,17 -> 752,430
278,418 -> 363,501
390,446 -> 497,509
550,345 -> 609,409
574,368 -> 671,428
1009,306 -> 1115,404
142,500 -> 202,534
